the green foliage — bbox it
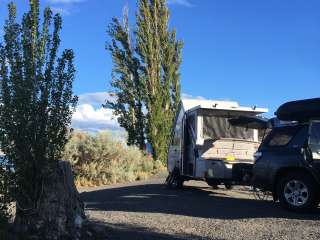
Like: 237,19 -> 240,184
64,131 -> 165,187
107,1 -> 183,163
0,0 -> 77,211
0,157 -> 15,238
0,167 -> 10,236
106,6 -> 146,150
136,0 -> 183,163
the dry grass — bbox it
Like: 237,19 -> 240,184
64,131 -> 166,187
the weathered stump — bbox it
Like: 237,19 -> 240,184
13,161 -> 86,240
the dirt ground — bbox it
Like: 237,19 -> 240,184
80,178 -> 320,240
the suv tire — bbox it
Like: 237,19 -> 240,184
277,172 -> 320,212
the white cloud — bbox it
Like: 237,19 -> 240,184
181,93 -> 206,100
46,0 -> 85,16
72,104 -> 122,132
72,91 -> 207,133
167,0 -> 193,7
71,92 -> 119,132
182,93 -> 236,102
77,91 -> 115,106
51,7 -> 71,16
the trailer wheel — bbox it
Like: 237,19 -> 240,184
224,183 -> 233,190
210,184 -> 219,189
206,179 -> 220,189
166,169 -> 183,189
172,177 -> 184,189
277,172 -> 320,212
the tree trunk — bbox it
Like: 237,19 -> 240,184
13,161 -> 86,240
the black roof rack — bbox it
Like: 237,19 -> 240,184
275,98 -> 320,122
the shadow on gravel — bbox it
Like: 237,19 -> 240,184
81,183 -> 320,220
88,221 -> 215,240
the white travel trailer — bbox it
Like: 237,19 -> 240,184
166,99 -> 268,189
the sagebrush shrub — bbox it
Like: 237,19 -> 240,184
64,131 -> 166,187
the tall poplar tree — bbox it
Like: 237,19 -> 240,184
136,0 -> 183,162
0,1 -> 80,236
106,6 -> 146,150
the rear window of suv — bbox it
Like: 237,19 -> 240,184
266,126 -> 300,147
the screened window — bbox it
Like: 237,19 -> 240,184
309,122 -> 320,145
202,116 -> 254,141
267,127 -> 298,147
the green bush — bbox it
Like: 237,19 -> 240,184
0,164 -> 12,238
63,131 -> 166,187
0,207 -> 9,238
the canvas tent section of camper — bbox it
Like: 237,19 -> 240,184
168,98 -> 268,182
179,99 -> 268,147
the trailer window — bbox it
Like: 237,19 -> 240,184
187,114 -> 196,137
202,116 -> 254,140
172,110 -> 184,147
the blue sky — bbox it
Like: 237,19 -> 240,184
1,0 -> 320,132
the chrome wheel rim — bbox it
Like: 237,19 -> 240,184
284,180 -> 309,207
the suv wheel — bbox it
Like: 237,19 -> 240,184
277,173 -> 320,212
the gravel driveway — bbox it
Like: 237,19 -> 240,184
80,178 -> 320,240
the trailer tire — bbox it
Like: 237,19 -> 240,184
224,183 -> 233,190
206,179 -> 220,189
277,172 -> 320,212
173,177 -> 184,189
208,184 -> 218,189
166,169 -> 184,189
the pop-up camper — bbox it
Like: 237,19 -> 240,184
166,99 -> 268,189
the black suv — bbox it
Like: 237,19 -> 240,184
252,98 -> 320,211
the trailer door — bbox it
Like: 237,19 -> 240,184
168,110 -> 184,173
182,113 -> 197,176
